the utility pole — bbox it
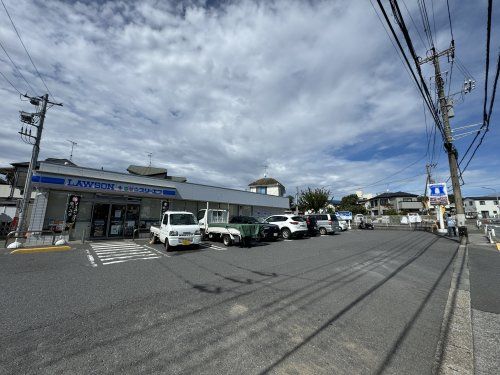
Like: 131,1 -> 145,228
295,187 -> 299,215
11,94 -> 63,247
419,46 -> 466,228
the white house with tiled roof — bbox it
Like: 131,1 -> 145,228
248,177 -> 286,197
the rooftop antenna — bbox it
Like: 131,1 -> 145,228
67,140 -> 77,161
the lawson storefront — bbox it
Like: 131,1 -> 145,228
27,161 -> 289,241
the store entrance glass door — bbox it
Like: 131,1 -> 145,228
91,203 -> 110,238
109,204 -> 126,237
124,204 -> 140,238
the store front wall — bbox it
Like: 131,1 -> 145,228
36,188 -> 287,241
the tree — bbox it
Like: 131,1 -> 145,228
298,188 -> 330,213
337,194 -> 368,215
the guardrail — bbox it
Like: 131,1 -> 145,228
4,229 -> 57,248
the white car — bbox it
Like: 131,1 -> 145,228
150,211 -> 202,251
337,219 -> 348,231
264,214 -> 308,239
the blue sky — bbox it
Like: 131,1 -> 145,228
0,0 -> 498,199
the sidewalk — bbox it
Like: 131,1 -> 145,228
467,229 -> 500,374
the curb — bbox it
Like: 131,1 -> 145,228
10,245 -> 72,254
433,239 -> 474,374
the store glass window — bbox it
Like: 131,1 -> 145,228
140,198 -> 160,229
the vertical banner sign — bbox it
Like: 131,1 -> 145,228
65,195 -> 81,228
428,183 -> 450,205
161,200 -> 170,219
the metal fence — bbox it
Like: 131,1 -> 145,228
4,229 -> 70,248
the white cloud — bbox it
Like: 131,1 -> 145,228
0,0 -> 498,198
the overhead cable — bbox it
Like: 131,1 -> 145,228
1,0 -> 54,99
377,0 -> 445,140
0,68 -> 22,94
0,39 -> 37,94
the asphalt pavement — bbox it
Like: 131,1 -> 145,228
468,236 -> 500,375
1,230 -> 459,374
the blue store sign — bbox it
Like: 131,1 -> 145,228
32,175 -> 176,197
428,183 -> 449,205
336,211 -> 353,220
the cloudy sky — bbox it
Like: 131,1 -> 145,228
0,0 -> 498,198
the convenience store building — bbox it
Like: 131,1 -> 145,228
1,159 -> 289,241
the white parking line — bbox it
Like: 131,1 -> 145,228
89,242 -> 163,266
102,256 -> 162,265
144,245 -> 170,257
85,249 -> 97,267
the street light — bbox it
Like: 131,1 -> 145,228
481,186 -> 499,218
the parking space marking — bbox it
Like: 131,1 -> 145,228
144,244 -> 171,257
200,243 -> 227,251
89,241 -> 162,266
85,249 -> 98,267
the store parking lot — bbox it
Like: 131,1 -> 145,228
1,230 -> 459,374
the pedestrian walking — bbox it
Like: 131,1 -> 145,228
446,214 -> 456,237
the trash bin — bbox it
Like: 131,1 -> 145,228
458,226 -> 468,237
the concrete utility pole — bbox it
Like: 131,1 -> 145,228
11,94 -> 63,247
15,94 -> 48,238
419,47 -> 466,228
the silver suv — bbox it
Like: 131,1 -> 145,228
305,213 -> 342,235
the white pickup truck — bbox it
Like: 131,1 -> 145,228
150,211 -> 202,251
197,209 -> 260,247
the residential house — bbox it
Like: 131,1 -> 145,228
463,196 -> 499,218
248,177 -> 286,197
368,191 -> 421,216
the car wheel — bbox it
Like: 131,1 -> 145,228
165,240 -> 172,252
149,232 -> 159,244
200,229 -> 207,241
319,227 -> 327,235
281,228 -> 291,239
223,234 -> 232,247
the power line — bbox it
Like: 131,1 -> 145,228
377,0 -> 445,140
446,0 -> 454,41
430,0 -> 438,47
368,0 -> 422,95
459,52 -> 500,177
1,0 -> 54,99
0,68 -> 22,94
0,39 -> 37,94
401,0 -> 428,50
417,0 -> 435,48
483,0 -> 492,126
458,0 -> 494,170
360,155 -> 427,189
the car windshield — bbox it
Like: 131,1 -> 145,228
291,216 -> 304,221
170,214 -> 197,225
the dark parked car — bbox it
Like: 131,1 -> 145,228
229,216 -> 280,241
304,215 -> 319,236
